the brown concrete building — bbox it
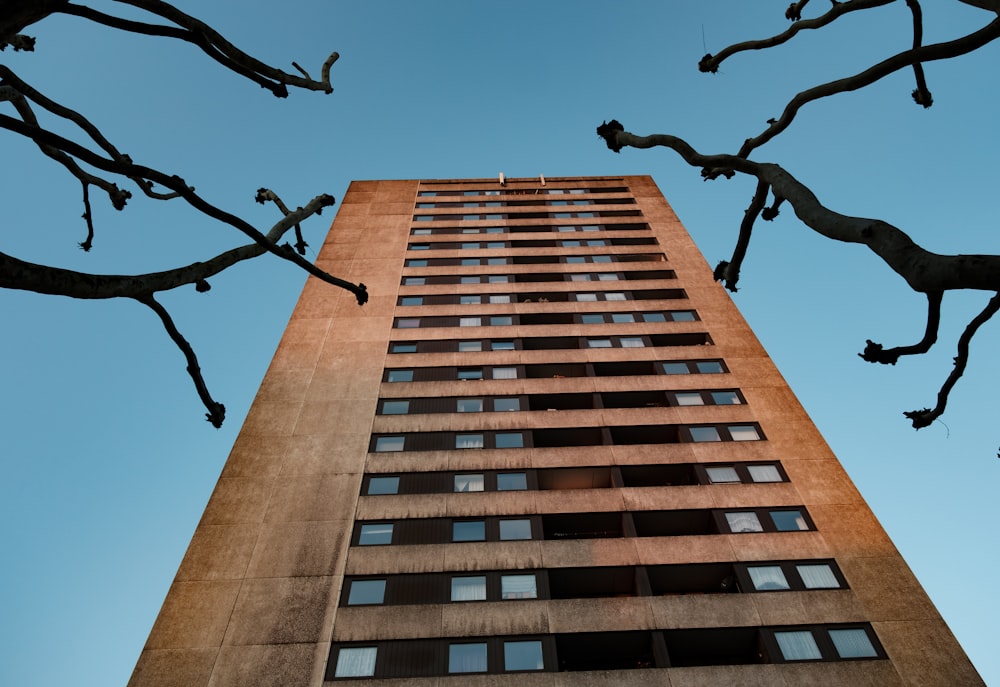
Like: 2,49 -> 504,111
129,176 -> 982,686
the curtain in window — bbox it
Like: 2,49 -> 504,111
456,434 -> 484,449
747,464 -> 781,482
501,575 -> 537,599
492,367 -> 517,379
725,512 -> 763,533
449,644 -> 487,673
748,566 -> 790,591
829,629 -> 877,658
460,317 -> 481,327
335,647 -> 377,677
774,631 -> 821,661
451,577 -> 487,601
797,564 -> 839,589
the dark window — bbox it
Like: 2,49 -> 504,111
347,579 -> 386,605
366,476 -> 400,495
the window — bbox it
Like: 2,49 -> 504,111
490,295 -> 511,304
460,295 -> 481,305
499,519 -> 532,540
461,258 -> 479,266
620,337 -> 645,348
610,313 -> 634,323
748,464 -> 782,483
705,466 -> 739,483
406,259 -> 427,267
462,242 -> 479,250
412,227 -> 432,233
561,240 -> 582,247
675,392 -> 704,406
592,255 -> 611,262
403,277 -> 425,285
387,370 -> 413,382
496,433 -> 524,448
382,401 -> 409,415
597,273 -> 619,280
775,631 -> 822,661
491,340 -> 515,350
488,275 -> 509,283
503,641 -> 544,671
409,244 -> 429,251
672,311 -> 696,321
451,576 -> 487,601
450,643 -> 487,673
576,293 -> 598,301
690,426 -> 721,442
565,256 -> 586,264
695,361 -> 724,374
587,338 -> 612,348
492,367 -> 517,379
494,397 -> 521,412
487,257 -> 506,265
453,520 -> 486,541
490,316 -> 513,326
829,628 -> 878,658
605,292 -> 626,300
711,391 -> 741,405
501,574 -> 537,599
725,512 -> 764,533
458,368 -> 483,380
642,312 -> 666,322
770,510 -> 809,531
747,566 -> 790,591
461,276 -> 480,284
458,341 -> 482,352
455,474 -> 485,492
334,647 -> 377,677
397,318 -> 420,328
347,579 -> 386,605
497,472 -> 528,490
456,433 -> 484,449
375,436 -> 405,452
729,425 -> 761,441
460,317 -> 482,327
662,362 -> 690,375
570,273 -> 591,281
367,476 -> 399,495
487,242 -> 505,249
462,228 -> 480,234
358,523 -> 393,545
797,564 -> 840,589
390,343 -> 417,353
581,314 -> 604,324
457,398 -> 484,412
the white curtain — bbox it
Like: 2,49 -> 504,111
747,464 -> 781,482
829,629 -> 877,658
335,647 -> 377,677
797,564 -> 839,589
451,576 -> 487,601
460,317 -> 481,327
492,367 -> 517,379
501,574 -> 537,599
774,631 -> 821,661
457,434 -> 484,449
449,644 -> 487,673
725,512 -> 763,533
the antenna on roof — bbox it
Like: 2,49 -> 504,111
539,174 -> 546,186
498,172 -> 505,186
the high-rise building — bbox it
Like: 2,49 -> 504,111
129,176 -> 981,686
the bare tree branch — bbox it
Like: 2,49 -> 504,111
859,291 -> 943,364
715,180 -> 769,292
904,293 -> 1000,429
906,0 -> 934,107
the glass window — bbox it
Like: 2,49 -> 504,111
403,277 -> 425,285
486,214 -> 503,221
490,316 -> 513,326
334,647 -> 377,677
504,640 -> 544,671
497,472 -> 528,490
397,318 -> 420,329
460,295 -> 481,305
705,466 -> 740,483
456,433 -> 485,449
461,258 -> 480,266
487,242 -> 504,249
711,391 -> 741,405
587,339 -> 613,348
488,275 -> 509,283
570,273 -> 591,281
390,343 -> 417,353
565,256 -> 586,264
569,189 -> 586,194
604,292 -> 626,301
492,367 -> 517,379
562,240 -> 582,247
490,295 -> 512,304
449,643 -> 488,673
367,476 -> 399,495
748,464 -> 782,483
672,311 -> 697,322
406,259 -> 427,267
412,227 -> 432,233
494,397 -> 521,412
576,293 -> 598,301
347,579 -> 386,605
491,341 -> 515,350
725,512 -> 763,533
461,276 -> 480,284
797,564 -> 840,589
620,337 -> 645,348
496,433 -> 524,448
375,436 -> 404,452
675,392 -> 704,406
662,362 -> 690,375
748,566 -> 790,591
409,244 -> 429,251
771,510 -> 809,531
486,226 -> 503,232
592,255 -> 612,262
829,629 -> 877,658
458,340 -> 482,352
462,242 -> 479,250
451,576 -> 487,601
558,226 -> 576,232
454,474 -> 485,492
487,257 -> 506,265
501,574 -> 537,599
453,520 -> 486,541
642,312 -> 667,322
457,368 -> 483,380
597,272 -> 619,280
696,361 -> 725,374
462,228 -> 480,234
382,401 -> 409,415
457,398 -> 484,412
358,523 -> 393,545
462,215 -> 479,221
775,631 -> 822,661
500,519 -> 532,540
729,425 -> 761,441
690,426 -> 721,442
586,240 -> 606,247
554,212 -> 572,219
387,370 -> 413,382
581,314 -> 604,324
414,215 -> 434,222
610,313 -> 635,323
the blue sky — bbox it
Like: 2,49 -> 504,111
1,2 -> 998,685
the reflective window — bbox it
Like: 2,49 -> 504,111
461,258 -> 479,266
375,436 -> 404,452
500,519 -> 532,540
397,318 -> 420,328
347,579 -> 386,605
587,339 -> 612,348
455,474 -> 485,492
492,367 -> 517,379
565,256 -> 586,264
504,640 -> 544,671
382,401 -> 409,415
406,259 -> 428,267
711,391 -> 741,405
494,397 -> 521,412
492,341 -> 515,350
725,512 -> 763,533
335,647 -> 377,677
460,295 -> 481,305
581,314 -> 604,324
696,361 -> 724,374
597,273 -> 619,280
705,466 -> 739,483
461,276 -> 480,284
486,242 -> 505,249
829,629 -> 877,658
410,244 -> 429,251
747,566 -> 790,591
496,432 -> 524,448
501,574 -> 538,599
690,426 -> 721,442
576,293 -> 598,301
487,258 -> 506,265
610,313 -> 634,323
458,341 -> 482,352
620,337 -> 645,348
358,523 -> 393,545
771,510 -> 809,531
387,370 -> 413,382
490,295 -> 512,304
456,433 -> 485,449
488,275 -> 509,283
672,311 -> 697,321
403,277 -> 425,285
366,477 -> 399,495
490,316 -> 513,326
730,425 -> 761,441
604,292 -> 626,300
391,343 -> 417,353
775,631 -> 822,661
642,312 -> 666,322
457,369 -> 483,380
748,464 -> 782,483
497,472 -> 528,490
662,362 -> 690,375
457,398 -> 484,413
449,643 -> 487,673
797,564 -> 840,589
675,392 -> 704,406
462,242 -> 479,250
451,576 -> 487,602
453,520 -> 486,542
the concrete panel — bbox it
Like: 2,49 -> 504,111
547,597 -> 655,634
649,594 -> 761,629
127,648 -> 217,687
145,580 -> 241,649
332,605 -> 443,641
224,576 -> 333,645
208,643 -> 316,687
245,521 -> 350,578
175,524 -> 257,581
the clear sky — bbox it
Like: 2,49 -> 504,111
1,2 -> 998,685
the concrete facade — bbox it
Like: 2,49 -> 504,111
129,176 -> 982,686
